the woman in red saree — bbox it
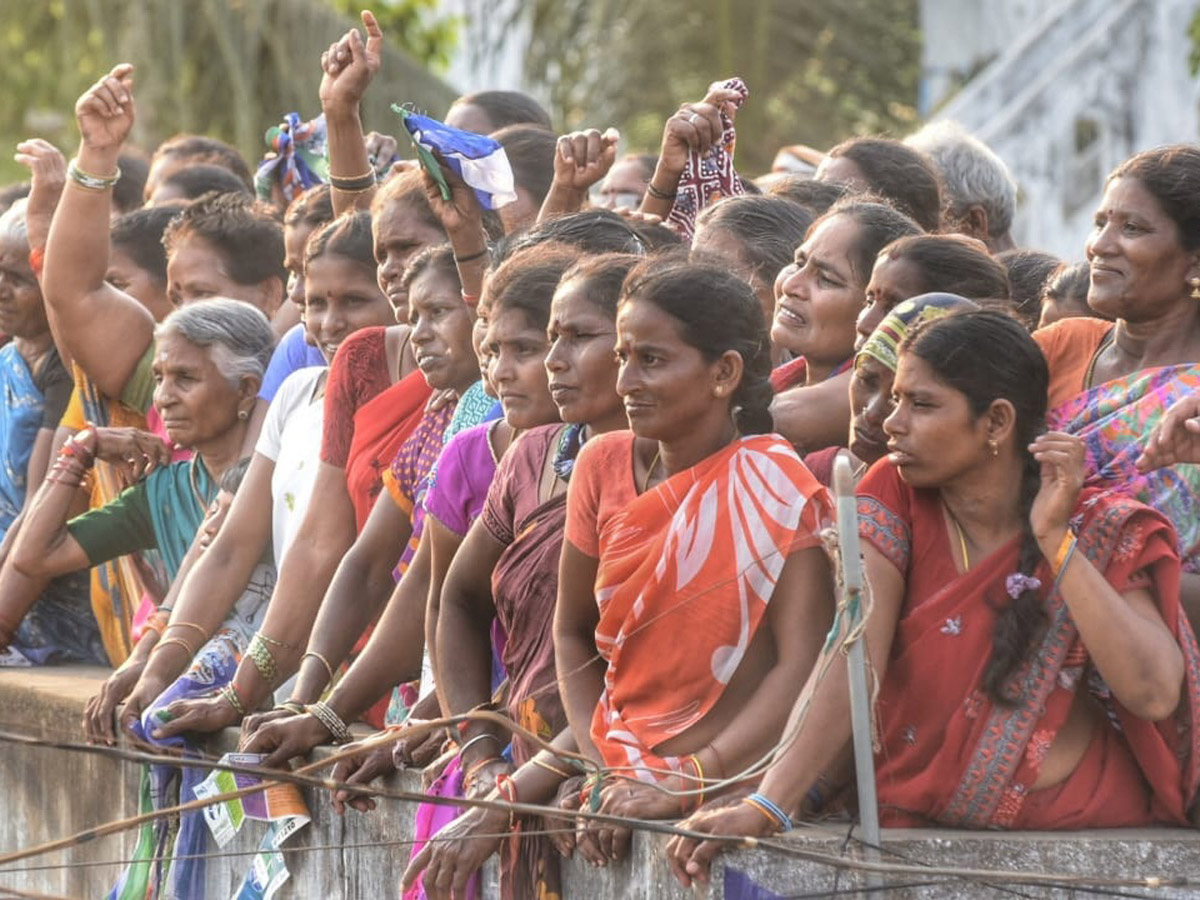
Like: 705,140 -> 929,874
669,310 -> 1200,888
555,257 -> 836,867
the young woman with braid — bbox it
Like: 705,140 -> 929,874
668,311 -> 1200,887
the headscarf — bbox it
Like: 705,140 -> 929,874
858,292 -> 980,373
254,112 -> 329,204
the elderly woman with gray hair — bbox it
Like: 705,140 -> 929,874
11,299 -> 274,678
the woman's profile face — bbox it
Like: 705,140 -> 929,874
544,277 -> 622,429
408,268 -> 478,393
107,246 -> 173,322
372,200 -> 446,323
771,214 -> 865,365
883,352 -> 988,488
857,253 -> 927,350
0,233 -> 48,340
615,298 -> 732,441
1086,176 -> 1198,322
848,355 -> 894,465
152,333 -> 246,448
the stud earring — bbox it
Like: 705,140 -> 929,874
238,409 -> 249,421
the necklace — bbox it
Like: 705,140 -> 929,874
188,457 -> 208,510
945,503 -> 970,569
640,448 -> 662,494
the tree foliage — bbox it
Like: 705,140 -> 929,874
0,0 -> 457,182
469,0 -> 921,173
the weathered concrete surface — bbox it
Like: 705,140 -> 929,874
3,667 -> 1200,899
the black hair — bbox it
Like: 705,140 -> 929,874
560,252 -> 643,318
621,255 -> 774,435
111,205 -> 184,284
153,134 -> 254,189
883,235 -> 1010,301
696,195 -> 815,287
1044,261 -> 1090,310
370,168 -> 503,243
495,209 -> 645,262
768,176 -> 850,218
996,248 -> 1061,330
827,138 -> 943,232
284,184 -> 335,230
401,243 -> 461,293
452,90 -> 553,132
158,164 -> 252,202
484,242 -> 576,332
814,197 -> 924,287
492,125 -> 557,207
304,211 -> 377,275
113,152 -> 149,215
163,191 -> 286,287
902,310 -> 1049,706
218,457 -> 253,495
627,219 -> 684,252
1110,144 -> 1200,251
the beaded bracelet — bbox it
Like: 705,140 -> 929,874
306,700 -> 351,743
742,792 -> 793,833
246,633 -> 279,685
68,161 -> 121,191
219,683 -> 248,717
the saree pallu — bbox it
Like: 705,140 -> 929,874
492,492 -> 568,900
109,567 -> 273,900
145,459 -> 216,580
0,344 -> 44,537
345,369 -> 433,530
861,483 -> 1200,828
1049,362 -> 1200,571
590,434 -> 831,782
73,370 -> 168,664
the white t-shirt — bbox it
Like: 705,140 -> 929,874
255,366 -> 327,568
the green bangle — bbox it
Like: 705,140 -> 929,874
68,160 -> 120,191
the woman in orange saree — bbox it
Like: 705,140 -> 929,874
668,310 -> 1200,889
557,257 -> 836,866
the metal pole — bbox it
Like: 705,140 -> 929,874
832,454 -> 882,878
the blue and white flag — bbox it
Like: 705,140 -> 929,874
396,107 -> 517,210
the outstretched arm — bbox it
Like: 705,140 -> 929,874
538,128 -> 620,221
41,65 -> 155,400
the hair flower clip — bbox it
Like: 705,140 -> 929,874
1005,573 -> 1042,599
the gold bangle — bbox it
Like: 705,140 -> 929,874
302,650 -> 336,685
151,636 -> 195,659
246,634 -> 279,686
1052,530 -> 1076,575
165,621 -> 209,642
531,757 -> 572,780
254,631 -> 301,652
220,683 -> 248,717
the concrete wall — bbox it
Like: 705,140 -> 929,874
2,667 -> 1199,899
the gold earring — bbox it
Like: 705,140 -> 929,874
988,438 -> 998,457
715,386 -> 726,397
1190,278 -> 1200,300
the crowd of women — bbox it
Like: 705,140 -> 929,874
3,9 -> 1200,898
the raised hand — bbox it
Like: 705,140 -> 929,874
1028,431 -> 1087,551
554,128 -> 620,195
14,139 -> 67,251
319,10 -> 384,113
656,83 -> 743,179
75,64 -> 136,153
420,156 -> 485,240
1137,394 -> 1200,472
